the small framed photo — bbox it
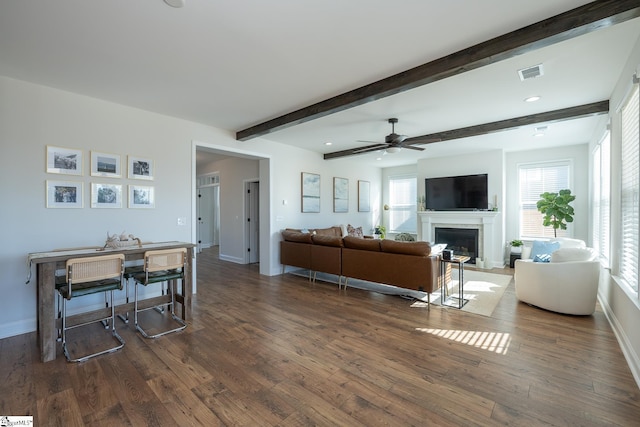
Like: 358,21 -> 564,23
129,185 -> 155,208
91,151 -> 121,178
91,183 -> 123,208
46,146 -> 83,175
46,180 -> 83,208
358,180 -> 370,212
128,155 -> 154,180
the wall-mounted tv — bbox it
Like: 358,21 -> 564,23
425,174 -> 488,211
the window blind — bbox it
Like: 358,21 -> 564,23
592,133 -> 610,264
620,84 -> 639,293
518,162 -> 570,239
389,176 -> 417,233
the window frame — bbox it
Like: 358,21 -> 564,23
517,160 -> 573,240
387,174 -> 417,234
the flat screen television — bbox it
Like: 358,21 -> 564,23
425,174 -> 488,211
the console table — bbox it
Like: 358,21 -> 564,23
27,241 -> 195,362
440,255 -> 470,309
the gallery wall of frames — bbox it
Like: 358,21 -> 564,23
45,145 -> 155,209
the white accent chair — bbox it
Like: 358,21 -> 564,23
514,239 -> 600,315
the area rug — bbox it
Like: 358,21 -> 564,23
291,269 -> 512,317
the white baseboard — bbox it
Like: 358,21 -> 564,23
218,253 -> 245,264
0,318 -> 36,340
598,292 -> 640,389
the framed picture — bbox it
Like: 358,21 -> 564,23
129,185 -> 155,208
46,180 -> 83,208
91,183 -> 123,208
91,151 -> 121,178
301,172 -> 320,213
128,155 -> 154,180
333,177 -> 348,213
46,146 -> 83,175
358,180 -> 370,212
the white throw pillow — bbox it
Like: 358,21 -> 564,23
550,237 -> 586,249
550,247 -> 595,263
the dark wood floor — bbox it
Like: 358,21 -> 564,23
1,247 -> 639,426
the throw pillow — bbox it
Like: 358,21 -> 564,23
347,224 -> 364,238
533,253 -> 551,263
530,240 -> 561,261
550,247 -> 595,262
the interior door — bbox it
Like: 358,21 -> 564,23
246,181 -> 259,263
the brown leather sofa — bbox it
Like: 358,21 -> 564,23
280,229 -> 445,307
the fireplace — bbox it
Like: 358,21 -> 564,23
435,227 -> 479,263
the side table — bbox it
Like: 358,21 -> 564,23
440,255 -> 471,309
509,253 -> 521,268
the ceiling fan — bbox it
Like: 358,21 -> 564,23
352,118 -> 439,155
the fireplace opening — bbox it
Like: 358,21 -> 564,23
434,227 -> 479,263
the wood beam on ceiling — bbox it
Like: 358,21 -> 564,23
322,101 -> 609,160
236,0 -> 639,141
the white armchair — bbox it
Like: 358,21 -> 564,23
514,239 -> 600,315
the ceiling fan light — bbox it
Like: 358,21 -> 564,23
386,147 -> 401,154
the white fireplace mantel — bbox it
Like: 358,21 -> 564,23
418,211 -> 501,267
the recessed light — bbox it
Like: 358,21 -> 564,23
324,142 -> 332,146
376,157 -> 382,161
533,132 -> 545,137
525,96 -> 541,103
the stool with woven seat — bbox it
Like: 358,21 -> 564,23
129,248 -> 187,338
57,254 -> 126,362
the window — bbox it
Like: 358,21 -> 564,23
388,175 -> 417,233
518,161 -> 571,239
619,84 -> 639,293
592,132 -> 610,265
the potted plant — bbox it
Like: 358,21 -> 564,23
536,189 -> 576,238
374,225 -> 386,239
510,239 -> 523,254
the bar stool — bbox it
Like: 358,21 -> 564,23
129,248 -> 187,338
57,254 -> 126,362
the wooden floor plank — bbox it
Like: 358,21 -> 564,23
1,246 -> 638,426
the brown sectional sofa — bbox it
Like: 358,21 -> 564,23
280,227 -> 446,307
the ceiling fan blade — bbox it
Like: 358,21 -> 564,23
356,140 -> 383,144
404,136 -> 442,146
403,145 -> 425,151
353,144 -> 388,154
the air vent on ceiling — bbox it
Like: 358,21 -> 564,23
518,64 -> 544,81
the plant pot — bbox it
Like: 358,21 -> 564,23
511,246 -> 522,254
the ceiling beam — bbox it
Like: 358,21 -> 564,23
237,0 -> 639,141
323,101 -> 609,160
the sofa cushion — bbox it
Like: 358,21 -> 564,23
530,240 -> 561,261
380,239 -> 431,256
282,230 -> 313,243
311,234 -> 344,247
310,226 -> 342,237
344,236 -> 381,251
551,247 -> 595,263
346,224 -> 364,238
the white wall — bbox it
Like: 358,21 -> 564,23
416,149 -> 505,267
0,75 -> 381,339
599,35 -> 640,386
505,144 -> 590,244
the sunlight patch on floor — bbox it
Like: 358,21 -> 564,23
416,328 -> 511,354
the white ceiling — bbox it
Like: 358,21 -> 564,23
1,0 -> 639,167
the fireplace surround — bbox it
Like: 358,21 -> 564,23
418,211 -> 500,268
435,227 -> 479,263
